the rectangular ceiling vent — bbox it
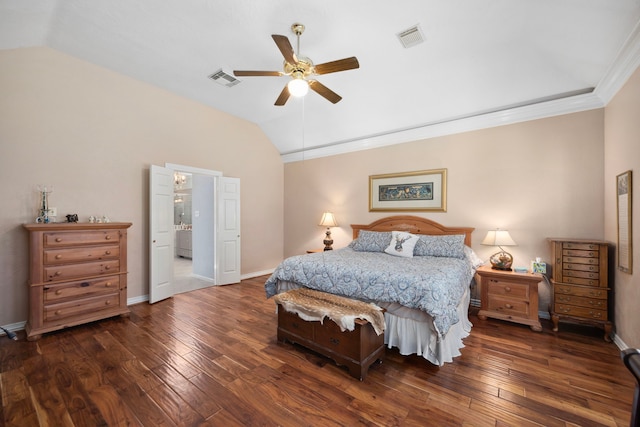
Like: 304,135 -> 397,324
397,24 -> 425,48
208,69 -> 240,87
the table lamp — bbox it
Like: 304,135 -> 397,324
318,212 -> 338,251
481,229 -> 517,271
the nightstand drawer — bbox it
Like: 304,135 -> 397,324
487,280 -> 529,300
487,295 -> 529,317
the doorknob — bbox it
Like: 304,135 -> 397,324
153,240 -> 156,243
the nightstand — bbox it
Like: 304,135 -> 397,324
476,265 -> 543,331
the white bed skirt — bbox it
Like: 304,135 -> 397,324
274,280 -> 472,366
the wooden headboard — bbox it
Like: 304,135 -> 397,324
351,215 -> 474,247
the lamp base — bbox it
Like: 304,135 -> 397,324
323,229 -> 333,251
489,250 -> 513,271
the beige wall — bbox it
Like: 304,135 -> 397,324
604,66 -> 640,348
0,47 -> 284,327
284,109 -> 606,314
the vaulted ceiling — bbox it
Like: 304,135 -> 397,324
2,1 -> 640,161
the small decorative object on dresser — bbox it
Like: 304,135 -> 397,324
548,238 -> 612,341
23,222 -> 132,340
476,264 -> 543,331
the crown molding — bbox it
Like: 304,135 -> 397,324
283,21 -> 640,164
281,92 -> 604,163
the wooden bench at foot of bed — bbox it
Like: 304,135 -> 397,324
274,289 -> 385,380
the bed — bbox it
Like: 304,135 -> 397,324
265,215 -> 481,366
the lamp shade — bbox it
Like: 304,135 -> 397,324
318,212 -> 338,227
481,230 -> 516,247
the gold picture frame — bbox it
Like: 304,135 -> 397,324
616,170 -> 633,274
369,169 -> 447,212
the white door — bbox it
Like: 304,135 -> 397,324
149,165 -> 175,303
217,176 -> 241,285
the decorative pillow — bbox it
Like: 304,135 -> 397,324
384,231 -> 419,258
413,234 -> 466,259
349,230 -> 392,252
464,245 -> 484,268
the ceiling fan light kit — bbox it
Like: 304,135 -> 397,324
234,23 -> 359,105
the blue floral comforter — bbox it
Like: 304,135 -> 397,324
265,247 -> 475,337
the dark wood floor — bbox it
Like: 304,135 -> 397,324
0,275 -> 635,426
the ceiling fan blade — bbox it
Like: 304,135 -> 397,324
233,70 -> 283,77
309,80 -> 342,104
274,85 -> 291,106
314,57 -> 359,75
272,34 -> 298,65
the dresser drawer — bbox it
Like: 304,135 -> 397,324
44,292 -> 121,322
44,230 -> 120,247
563,256 -> 599,265
555,294 -> 607,309
563,262 -> 598,273
561,274 -> 600,287
44,245 -> 120,265
44,276 -> 120,302
555,284 -> 607,299
554,304 -> 607,321
277,309 -> 313,340
562,242 -> 601,251
44,260 -> 120,282
562,249 -> 598,259
486,295 -> 529,317
486,280 -> 529,300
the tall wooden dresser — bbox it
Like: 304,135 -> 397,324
23,222 -> 132,340
548,238 -> 612,341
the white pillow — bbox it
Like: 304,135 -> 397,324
385,231 -> 419,258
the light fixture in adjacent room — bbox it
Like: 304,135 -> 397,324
481,229 -> 517,271
318,212 -> 338,251
287,71 -> 309,97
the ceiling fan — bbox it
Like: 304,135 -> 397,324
233,23 -> 359,106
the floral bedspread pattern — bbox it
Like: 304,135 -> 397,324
265,247 -> 475,337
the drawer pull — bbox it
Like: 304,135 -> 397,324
55,237 -> 62,242
559,296 -> 571,302
105,282 -> 112,287
561,307 -> 571,313
105,300 -> 111,306
81,282 -> 90,287
105,250 -> 112,255
292,322 -> 300,329
589,291 -> 602,297
590,311 -> 602,319
104,265 -> 111,270
54,271 -> 62,277
55,254 -> 62,259
504,286 -> 511,292
55,310 -> 62,316
105,235 -> 111,240
504,304 -> 513,309
55,289 -> 62,295
329,337 -> 340,345
589,300 -> 602,307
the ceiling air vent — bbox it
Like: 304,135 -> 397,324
397,24 -> 425,48
208,69 -> 240,87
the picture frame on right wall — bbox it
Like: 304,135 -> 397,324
616,170 -> 633,274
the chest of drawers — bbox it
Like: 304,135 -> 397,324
476,265 -> 543,331
23,222 -> 132,340
548,238 -> 612,341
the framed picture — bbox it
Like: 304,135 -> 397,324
369,169 -> 447,212
617,170 -> 633,274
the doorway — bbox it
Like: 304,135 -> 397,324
150,163 -> 241,304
